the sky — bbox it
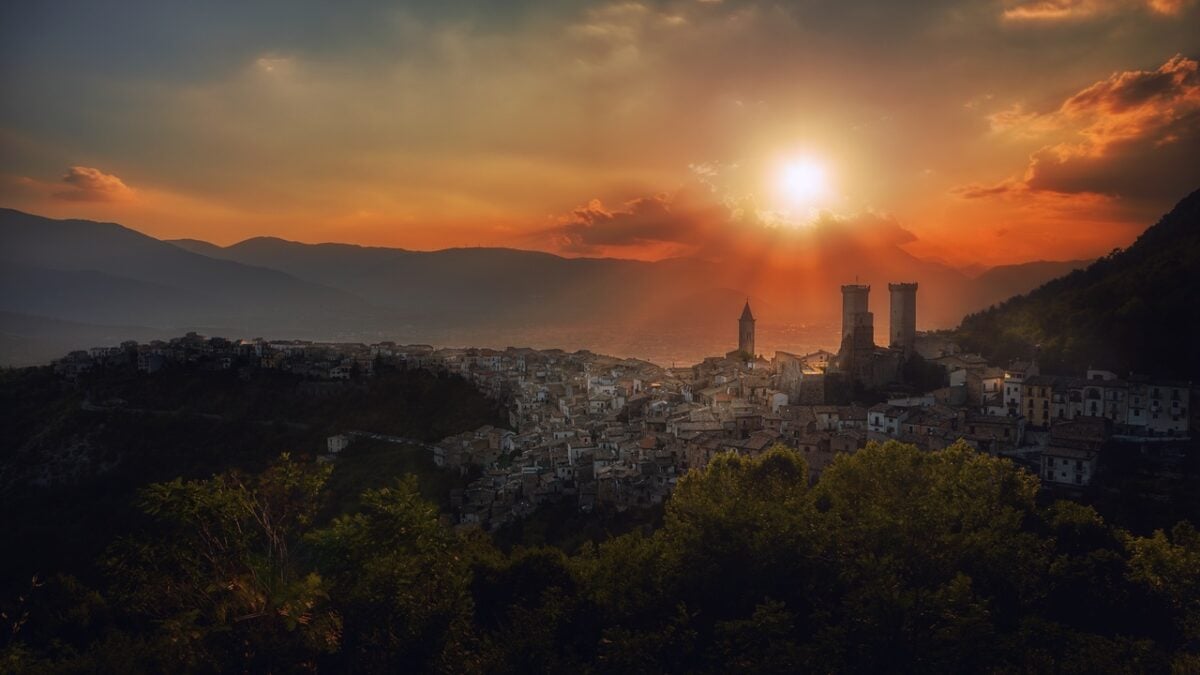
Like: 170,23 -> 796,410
1,0 -> 1198,267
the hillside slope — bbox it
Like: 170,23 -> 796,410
956,188 -> 1200,379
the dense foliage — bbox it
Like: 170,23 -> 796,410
4,442 -> 1199,673
0,363 -> 506,602
956,188 -> 1200,379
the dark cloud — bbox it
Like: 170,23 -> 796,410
548,186 -> 918,259
1061,53 -> 1199,114
1024,114 -> 1200,199
960,54 -> 1200,202
1026,55 -> 1200,200
551,189 -> 732,254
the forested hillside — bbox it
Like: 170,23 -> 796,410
957,189 -> 1200,378
3,443 -> 1199,672
0,362 -> 507,601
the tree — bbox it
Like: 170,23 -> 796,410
307,476 -> 474,672
1124,521 -> 1200,651
811,441 -> 1046,671
584,446 -> 823,672
104,454 -> 340,672
469,546 -> 597,673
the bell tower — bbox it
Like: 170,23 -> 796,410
738,301 -> 755,357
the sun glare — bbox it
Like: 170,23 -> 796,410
776,158 -> 830,206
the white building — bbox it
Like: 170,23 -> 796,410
1041,446 -> 1096,487
327,434 -> 351,454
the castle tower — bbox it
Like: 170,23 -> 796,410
840,284 -> 872,343
837,284 -> 875,379
888,282 -> 918,355
738,301 -> 756,356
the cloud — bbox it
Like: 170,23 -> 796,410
1002,0 -> 1113,21
544,185 -> 918,260
1146,0 -> 1194,13
1001,0 -> 1195,21
550,189 -> 729,255
951,180 -> 1027,199
1061,54 -> 1199,117
53,166 -> 135,202
987,104 -> 1040,133
960,55 -> 1200,202
807,210 -> 919,248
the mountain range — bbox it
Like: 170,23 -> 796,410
1,207 -> 1091,366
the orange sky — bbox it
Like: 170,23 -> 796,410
1,0 -> 1198,268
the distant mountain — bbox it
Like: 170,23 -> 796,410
957,188 -> 1200,379
956,262 -> 989,279
961,259 -> 1093,314
170,233 -> 1074,329
0,208 -> 368,337
173,235 -> 728,327
0,207 -> 1120,365
168,238 -> 226,258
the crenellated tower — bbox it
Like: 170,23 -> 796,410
888,282 -> 918,355
838,284 -> 874,378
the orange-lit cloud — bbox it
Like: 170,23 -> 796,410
53,166 -> 135,202
960,55 -> 1200,201
1146,0 -> 1194,13
1002,0 -> 1195,20
545,185 -> 920,263
549,190 -> 729,258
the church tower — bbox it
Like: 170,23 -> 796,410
738,301 -> 756,356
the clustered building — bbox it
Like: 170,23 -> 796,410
55,283 -> 1195,529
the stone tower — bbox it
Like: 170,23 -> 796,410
840,284 -> 872,344
888,282 -> 918,355
838,284 -> 875,379
738,301 -> 755,356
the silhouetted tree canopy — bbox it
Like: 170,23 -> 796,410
5,441 -> 1200,673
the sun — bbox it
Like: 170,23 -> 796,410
775,158 -> 830,206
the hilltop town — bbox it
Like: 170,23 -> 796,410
53,281 -> 1196,531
